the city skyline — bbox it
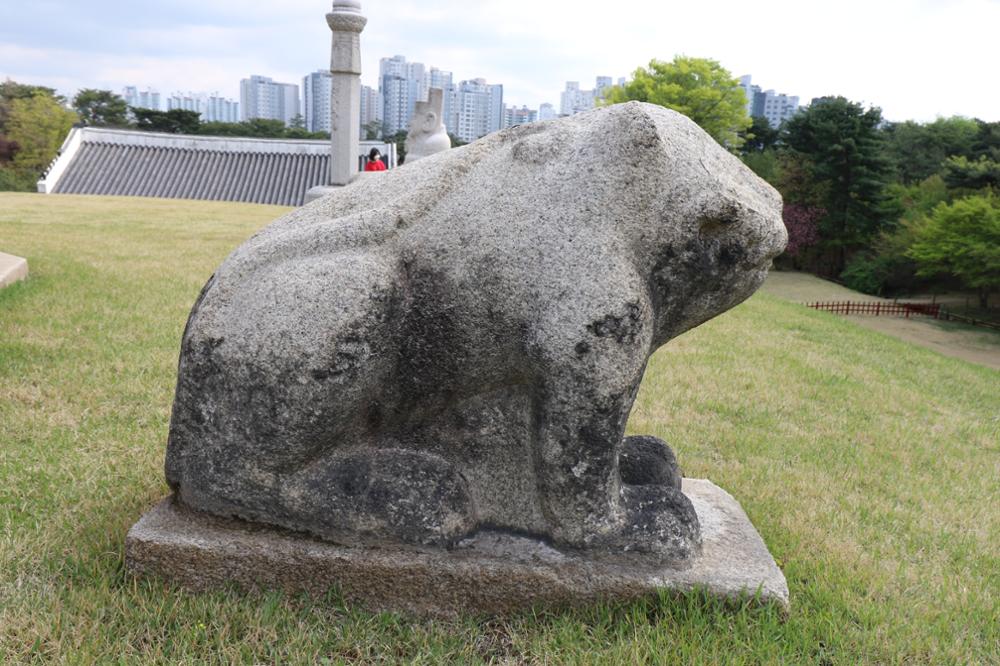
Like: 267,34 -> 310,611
3,1 -> 998,124
40,60 -> 562,127
108,65 -> 801,142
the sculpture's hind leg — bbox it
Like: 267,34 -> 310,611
166,252 -> 405,524
279,448 -> 476,546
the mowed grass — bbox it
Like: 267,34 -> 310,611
1,192 -> 998,664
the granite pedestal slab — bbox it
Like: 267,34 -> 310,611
126,478 -> 788,618
0,251 -> 28,289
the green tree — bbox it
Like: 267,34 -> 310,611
0,79 -> 61,102
883,116 -> 979,184
196,121 -> 246,137
231,118 -> 286,137
133,108 -> 201,134
781,96 -> 893,276
838,177 -> 948,296
362,119 -> 382,140
196,119 -> 328,140
1,92 -> 77,189
73,89 -> 128,127
739,116 -> 782,188
0,136 -> 18,163
740,115 -> 780,154
1,80 -> 64,131
741,149 -> 781,187
603,56 -> 751,150
907,194 -> 1000,308
389,129 -> 407,164
971,119 -> 1000,162
284,116 -> 329,139
941,155 -> 1000,191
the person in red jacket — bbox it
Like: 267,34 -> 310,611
364,147 -> 387,171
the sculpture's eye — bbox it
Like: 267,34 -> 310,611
699,200 -> 741,234
699,214 -> 737,235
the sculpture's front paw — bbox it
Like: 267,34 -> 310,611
613,483 -> 701,562
610,435 -> 700,562
619,435 -> 682,488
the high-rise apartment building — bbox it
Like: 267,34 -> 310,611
538,103 -> 557,121
360,85 -> 384,138
739,75 -> 799,128
739,75 -> 760,117
122,86 -> 161,111
560,82 -> 584,116
379,55 -> 427,136
503,104 -> 537,128
450,78 -> 503,143
756,90 -> 800,129
559,76 -> 615,116
487,83 -> 504,136
302,70 -> 333,133
167,92 -> 240,123
377,55 -> 504,142
240,75 -> 300,126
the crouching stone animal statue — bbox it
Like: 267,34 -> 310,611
165,102 -> 787,564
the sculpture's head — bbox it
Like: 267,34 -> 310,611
504,102 -> 786,344
632,103 -> 787,342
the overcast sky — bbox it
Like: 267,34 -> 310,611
2,0 -> 998,122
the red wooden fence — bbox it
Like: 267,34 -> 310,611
805,301 -> 941,318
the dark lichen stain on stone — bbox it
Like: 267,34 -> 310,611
587,303 -> 642,344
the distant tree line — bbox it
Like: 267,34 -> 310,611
737,100 -> 999,307
0,80 -> 77,191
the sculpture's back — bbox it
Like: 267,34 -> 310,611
165,102 -> 786,564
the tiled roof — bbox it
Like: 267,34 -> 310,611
40,128 -> 393,207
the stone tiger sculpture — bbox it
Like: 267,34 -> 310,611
165,102 -> 786,563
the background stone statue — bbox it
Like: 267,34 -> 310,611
165,102 -> 786,564
404,87 -> 451,163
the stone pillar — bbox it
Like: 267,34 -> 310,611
326,1 -> 366,186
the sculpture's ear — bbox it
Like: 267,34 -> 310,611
422,112 -> 438,132
603,102 -> 663,158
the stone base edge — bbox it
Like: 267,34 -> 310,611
0,252 -> 28,289
125,479 -> 788,618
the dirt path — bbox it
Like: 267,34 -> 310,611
761,272 -> 1000,371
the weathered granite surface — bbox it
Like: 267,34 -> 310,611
126,478 -> 789,617
405,87 -> 451,163
164,101 -> 786,565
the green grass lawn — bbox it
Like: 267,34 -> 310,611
2,192 -> 998,664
